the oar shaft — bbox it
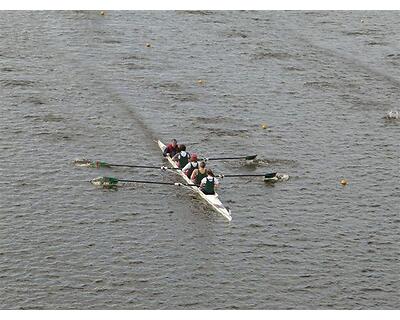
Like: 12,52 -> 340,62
118,179 -> 195,186
208,157 -> 243,160
109,164 -> 160,169
118,179 -> 173,185
217,172 -> 277,178
221,174 -> 266,177
204,155 -> 257,161
97,162 -> 179,170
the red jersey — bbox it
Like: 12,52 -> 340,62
163,143 -> 179,157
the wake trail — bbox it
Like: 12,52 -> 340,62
299,38 -> 400,90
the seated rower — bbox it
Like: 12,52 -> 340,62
182,153 -> 199,178
172,144 -> 190,169
200,169 -> 220,195
190,161 -> 207,186
163,139 -> 179,157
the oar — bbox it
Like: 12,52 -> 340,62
75,159 -> 179,170
106,163 -> 180,170
202,155 -> 257,161
90,176 -> 196,187
217,172 -> 277,178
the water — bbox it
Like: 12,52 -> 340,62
0,11 -> 399,309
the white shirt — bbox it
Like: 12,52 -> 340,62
177,151 -> 188,159
182,161 -> 198,173
200,176 -> 219,186
172,151 -> 189,162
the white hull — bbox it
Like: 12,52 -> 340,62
158,140 -> 232,221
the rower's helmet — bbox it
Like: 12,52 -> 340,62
190,153 -> 198,161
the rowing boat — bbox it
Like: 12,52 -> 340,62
157,140 -> 232,221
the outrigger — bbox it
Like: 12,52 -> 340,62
80,144 -> 289,222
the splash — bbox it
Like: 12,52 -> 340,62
384,110 -> 399,120
264,173 -> 290,183
73,159 -> 93,167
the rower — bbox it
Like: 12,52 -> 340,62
200,169 -> 219,195
163,138 -> 179,157
182,153 -> 199,178
190,161 -> 207,186
172,144 -> 190,168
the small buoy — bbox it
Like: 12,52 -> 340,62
197,79 -> 205,85
340,179 -> 348,186
100,11 -> 105,16
261,124 -> 268,129
145,43 -> 151,48
361,19 -> 364,23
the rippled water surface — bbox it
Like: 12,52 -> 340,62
0,11 -> 399,309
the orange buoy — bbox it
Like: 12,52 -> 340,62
340,179 -> 348,186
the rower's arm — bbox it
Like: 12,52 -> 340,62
163,145 -> 170,157
190,169 -> 198,180
182,163 -> 191,172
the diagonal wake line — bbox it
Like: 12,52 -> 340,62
305,40 -> 400,89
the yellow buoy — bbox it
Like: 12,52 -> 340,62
100,11 -> 105,16
340,179 -> 348,186
145,43 -> 151,48
197,79 -> 205,85
261,124 -> 268,129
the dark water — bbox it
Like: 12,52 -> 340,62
0,11 -> 399,309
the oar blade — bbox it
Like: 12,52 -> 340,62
264,172 -> 277,179
92,161 -> 111,168
90,176 -> 119,186
263,173 -> 289,182
74,159 -> 111,168
245,154 -> 257,161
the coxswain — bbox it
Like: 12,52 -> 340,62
190,161 -> 207,186
200,169 -> 219,195
182,153 -> 199,178
172,144 -> 190,168
163,139 -> 179,157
